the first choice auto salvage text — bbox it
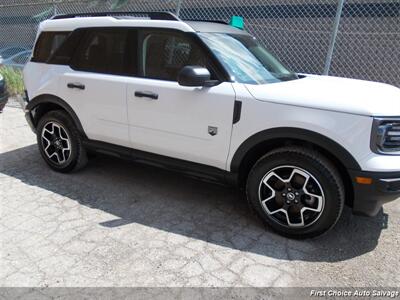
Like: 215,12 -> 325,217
310,289 -> 399,298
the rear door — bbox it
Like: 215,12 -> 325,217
126,29 -> 236,169
58,28 -> 133,147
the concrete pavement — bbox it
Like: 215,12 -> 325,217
1,104 -> 399,288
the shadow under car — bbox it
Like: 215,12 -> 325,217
0,144 -> 388,263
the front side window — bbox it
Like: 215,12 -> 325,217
72,29 -> 131,75
198,32 -> 298,84
139,30 -> 211,81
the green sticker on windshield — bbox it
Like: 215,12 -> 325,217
229,16 -> 244,29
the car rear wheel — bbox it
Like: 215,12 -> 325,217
246,146 -> 345,239
37,110 -> 87,173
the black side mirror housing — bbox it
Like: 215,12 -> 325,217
178,66 -> 218,87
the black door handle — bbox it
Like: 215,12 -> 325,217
67,83 -> 85,90
134,91 -> 158,100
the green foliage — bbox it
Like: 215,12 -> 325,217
0,67 -> 25,97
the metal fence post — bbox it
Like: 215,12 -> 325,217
323,0 -> 345,75
53,0 -> 58,16
175,0 -> 183,17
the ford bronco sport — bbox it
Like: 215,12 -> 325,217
23,12 -> 400,238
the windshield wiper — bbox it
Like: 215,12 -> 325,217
276,73 -> 299,81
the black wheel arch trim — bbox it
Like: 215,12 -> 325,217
230,127 -> 361,172
26,94 -> 87,139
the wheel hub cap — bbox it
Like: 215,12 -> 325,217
258,165 -> 325,228
286,192 -> 296,201
41,121 -> 71,165
54,139 -> 62,149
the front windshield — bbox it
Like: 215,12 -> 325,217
198,32 -> 298,84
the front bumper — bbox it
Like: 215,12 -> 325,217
349,170 -> 400,216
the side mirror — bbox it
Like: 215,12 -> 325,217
178,66 -> 218,87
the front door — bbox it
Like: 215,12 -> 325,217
126,29 -> 235,169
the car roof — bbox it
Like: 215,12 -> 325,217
40,12 -> 250,36
41,17 -> 195,32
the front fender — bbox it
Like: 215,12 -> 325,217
230,127 -> 361,172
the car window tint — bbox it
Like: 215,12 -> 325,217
48,30 -> 84,65
139,30 -> 210,81
32,32 -> 69,63
72,29 -> 130,75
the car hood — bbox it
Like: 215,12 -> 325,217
245,75 -> 400,116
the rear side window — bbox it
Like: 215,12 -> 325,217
48,30 -> 84,65
32,32 -> 70,63
71,28 -> 133,76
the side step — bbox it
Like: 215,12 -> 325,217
83,139 -> 238,186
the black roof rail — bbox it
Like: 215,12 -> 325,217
182,18 -> 228,25
51,11 -> 180,21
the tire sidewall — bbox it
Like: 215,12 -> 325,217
247,150 -> 344,238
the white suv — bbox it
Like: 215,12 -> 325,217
23,12 -> 400,238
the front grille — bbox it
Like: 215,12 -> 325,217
390,180 -> 400,191
384,124 -> 400,149
376,120 -> 400,153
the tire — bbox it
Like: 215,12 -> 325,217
36,110 -> 88,173
246,146 -> 344,239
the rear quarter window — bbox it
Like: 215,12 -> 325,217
70,28 -> 134,76
32,31 -> 70,63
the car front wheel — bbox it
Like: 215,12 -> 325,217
246,146 -> 345,239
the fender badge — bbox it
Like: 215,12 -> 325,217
208,126 -> 218,136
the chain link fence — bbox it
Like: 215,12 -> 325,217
0,0 -> 399,87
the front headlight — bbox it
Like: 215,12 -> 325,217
371,118 -> 400,154
0,74 -> 3,82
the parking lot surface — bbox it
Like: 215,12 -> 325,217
1,104 -> 399,287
